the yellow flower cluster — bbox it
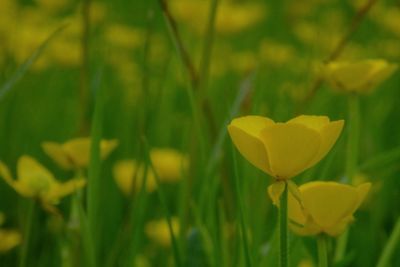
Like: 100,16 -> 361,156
0,137 -> 117,212
228,114 -> 372,237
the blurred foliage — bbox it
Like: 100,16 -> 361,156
0,0 -> 400,266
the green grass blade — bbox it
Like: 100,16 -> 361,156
86,68 -> 105,266
231,146 -> 253,267
141,137 -> 182,267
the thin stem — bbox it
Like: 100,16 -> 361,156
376,216 -> 400,267
279,181 -> 288,267
317,235 -> 329,267
19,200 -> 35,267
335,94 -> 360,263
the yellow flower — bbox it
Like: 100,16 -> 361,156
228,115 -> 344,180
0,213 -> 21,253
113,149 -> 188,195
42,138 -> 118,170
0,156 -> 86,208
145,217 -> 180,247
321,60 -> 398,94
288,181 -> 371,236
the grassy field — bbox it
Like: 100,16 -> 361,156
1,0 -> 400,266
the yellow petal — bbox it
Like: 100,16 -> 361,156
63,138 -> 92,167
354,182 -> 371,210
323,60 -> 398,93
113,160 -> 137,195
307,120 -> 344,168
289,217 -> 321,236
288,115 -> 330,131
113,160 -> 157,195
145,217 -> 180,247
100,139 -> 119,160
150,149 -> 187,182
17,156 -> 56,196
324,215 -> 354,236
267,181 -> 286,206
0,161 -> 15,188
41,142 -> 74,170
44,179 -> 87,204
228,116 -> 274,175
0,229 -> 21,253
300,182 -> 359,229
63,138 -> 118,168
288,187 -> 307,226
260,123 -> 321,179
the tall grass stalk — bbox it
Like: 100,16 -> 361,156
142,137 -> 182,267
376,217 -> 400,267
18,200 -> 35,267
231,147 -> 253,267
335,94 -> 360,262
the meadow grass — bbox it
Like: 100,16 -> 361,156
1,0 -> 400,267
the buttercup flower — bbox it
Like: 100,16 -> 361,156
287,181 -> 371,236
321,59 -> 397,94
145,217 -> 180,247
0,156 -> 86,210
0,212 -> 21,253
42,138 -> 118,170
113,149 -> 188,195
228,115 -> 344,180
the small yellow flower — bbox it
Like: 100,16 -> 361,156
0,213 -> 21,253
145,217 -> 180,247
42,138 -> 118,170
0,156 -> 86,208
113,149 -> 187,195
287,181 -> 371,236
321,59 -> 397,94
228,115 -> 344,180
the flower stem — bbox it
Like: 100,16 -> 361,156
317,235 -> 329,267
19,200 -> 35,267
279,181 -> 288,267
335,94 -> 360,263
376,216 -> 400,267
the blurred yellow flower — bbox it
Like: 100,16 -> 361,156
298,259 -> 314,267
103,24 -> 143,50
321,60 -> 398,94
145,217 -> 180,247
0,212 -> 21,253
170,0 -> 266,35
0,156 -> 85,208
288,181 -> 371,236
228,115 -> 344,180
42,138 -> 118,170
113,149 -> 188,195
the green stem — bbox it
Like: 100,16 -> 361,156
279,181 -> 288,267
376,216 -> 400,267
19,200 -> 35,267
317,235 -> 329,267
335,94 -> 360,263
